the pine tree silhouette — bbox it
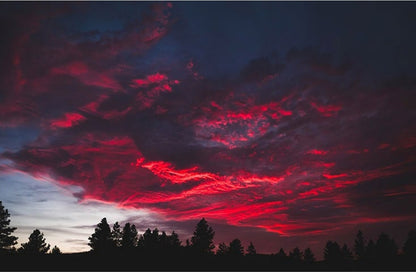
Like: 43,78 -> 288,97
88,218 -> 113,253
365,239 -> 376,261
229,238 -> 244,256
111,222 -> 122,248
275,247 -> 288,266
324,241 -> 342,263
375,233 -> 398,260
216,242 -> 229,256
303,248 -> 315,264
341,243 -> 353,262
121,223 -> 138,250
277,248 -> 287,260
20,229 -> 50,255
289,247 -> 303,263
159,231 -> 169,250
403,230 -> 416,258
138,228 -> 160,251
246,242 -> 256,256
191,218 -> 215,255
169,231 -> 181,248
0,201 -> 18,251
151,228 -> 160,250
354,230 -> 366,260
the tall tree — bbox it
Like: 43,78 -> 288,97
324,241 -> 342,263
121,223 -> 138,250
354,230 -> 366,260
289,247 -> 303,263
88,218 -> 113,252
20,229 -> 50,254
216,242 -> 229,256
151,228 -> 160,250
375,233 -> 398,259
0,201 -> 18,251
111,222 -> 122,248
365,239 -> 376,260
191,218 -> 215,254
341,244 -> 353,261
137,234 -> 145,250
140,228 -> 153,250
303,248 -> 315,264
139,228 -> 160,251
277,248 -> 287,259
403,230 -> 416,258
159,231 -> 168,250
276,248 -> 288,264
229,238 -> 244,256
246,242 -> 257,256
168,231 -> 181,248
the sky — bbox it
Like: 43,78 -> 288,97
0,2 -> 415,257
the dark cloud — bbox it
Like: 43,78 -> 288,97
240,56 -> 284,83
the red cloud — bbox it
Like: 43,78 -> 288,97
50,112 -> 86,129
140,160 -> 218,184
131,73 -> 168,87
307,149 -> 328,155
131,73 -> 179,110
310,101 -> 342,117
322,173 -> 348,179
51,61 -> 121,91
183,94 -> 294,148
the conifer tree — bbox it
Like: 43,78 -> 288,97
20,229 -> 50,254
365,239 -> 376,260
354,230 -> 366,260
137,234 -> 145,250
247,242 -> 257,255
216,242 -> 229,256
160,231 -> 168,249
289,247 -> 303,262
403,230 -> 416,258
375,233 -> 398,259
0,201 -> 18,251
111,222 -> 122,248
191,218 -> 215,254
151,228 -> 160,249
303,248 -> 315,264
229,238 -> 244,256
169,231 -> 181,248
324,241 -> 342,263
139,228 -> 160,251
141,228 -> 153,249
88,218 -> 113,252
276,248 -> 288,264
277,248 -> 287,259
121,223 -> 138,250
341,244 -> 353,261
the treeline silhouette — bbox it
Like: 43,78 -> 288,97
1,201 -> 416,270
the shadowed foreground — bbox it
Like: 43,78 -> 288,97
1,251 -> 416,271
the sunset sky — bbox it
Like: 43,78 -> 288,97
0,2 -> 415,256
